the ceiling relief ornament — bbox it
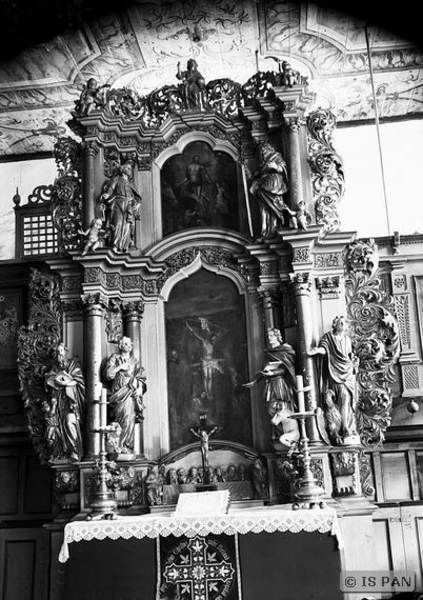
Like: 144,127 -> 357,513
307,108 -> 344,234
344,239 -> 400,446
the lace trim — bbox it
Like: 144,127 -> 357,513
59,506 -> 342,562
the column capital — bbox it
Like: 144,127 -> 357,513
284,116 -> 301,132
258,286 -> 280,307
83,140 -> 99,157
122,300 -> 145,320
81,292 -> 108,315
289,271 -> 312,295
315,275 -> 343,299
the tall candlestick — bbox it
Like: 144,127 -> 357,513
296,375 -> 305,413
100,388 -> 108,428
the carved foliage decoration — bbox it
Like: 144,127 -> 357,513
158,246 -> 247,291
17,269 -> 63,463
51,136 -> 83,252
72,64 -> 307,127
307,108 -> 345,234
344,239 -> 400,446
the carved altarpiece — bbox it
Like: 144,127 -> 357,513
16,64 -> 400,524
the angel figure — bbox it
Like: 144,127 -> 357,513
78,218 -> 104,255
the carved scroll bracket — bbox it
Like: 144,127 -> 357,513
344,239 -> 401,446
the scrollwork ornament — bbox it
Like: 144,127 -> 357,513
307,108 -> 344,234
17,269 -> 64,463
51,137 -> 83,252
344,239 -> 400,446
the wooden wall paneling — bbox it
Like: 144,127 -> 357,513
372,451 -> 385,502
372,506 -> 407,573
0,527 -> 50,600
400,504 -> 423,592
0,455 -> 20,517
407,450 -> 421,500
380,452 -> 412,501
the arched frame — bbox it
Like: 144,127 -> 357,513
147,131 -> 246,248
141,229 -> 265,459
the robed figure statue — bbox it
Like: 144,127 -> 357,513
309,316 -> 360,446
45,342 -> 85,461
104,336 -> 147,454
100,162 -> 142,253
244,328 -> 299,448
250,143 -> 296,238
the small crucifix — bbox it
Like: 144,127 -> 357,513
189,415 -> 218,485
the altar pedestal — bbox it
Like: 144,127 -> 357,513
56,507 -> 343,600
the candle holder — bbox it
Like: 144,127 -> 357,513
289,410 -> 325,510
86,426 -> 119,521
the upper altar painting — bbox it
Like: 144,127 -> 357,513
161,142 -> 239,237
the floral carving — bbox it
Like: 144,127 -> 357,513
51,137 -> 83,252
344,239 -> 400,446
17,269 -> 63,463
307,108 -> 344,234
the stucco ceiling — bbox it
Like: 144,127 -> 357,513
0,0 -> 422,157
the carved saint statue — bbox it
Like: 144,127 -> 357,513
44,342 -> 85,462
104,336 -> 147,454
309,316 -> 361,446
244,327 -> 299,449
249,143 -> 296,238
100,163 -> 142,253
176,59 -> 207,110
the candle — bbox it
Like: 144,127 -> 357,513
100,388 -> 108,428
296,375 -> 305,413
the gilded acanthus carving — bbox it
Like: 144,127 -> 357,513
51,137 -> 83,252
344,239 -> 400,446
307,108 -> 344,234
17,270 -> 62,463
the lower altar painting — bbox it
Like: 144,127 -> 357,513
159,534 -> 241,600
165,269 -> 252,450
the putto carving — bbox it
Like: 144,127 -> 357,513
51,137 -> 83,252
344,239 -> 400,446
307,108 -> 344,234
73,78 -> 109,117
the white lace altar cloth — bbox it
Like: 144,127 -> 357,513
59,506 -> 342,562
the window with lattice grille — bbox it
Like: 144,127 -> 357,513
14,184 -> 58,258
